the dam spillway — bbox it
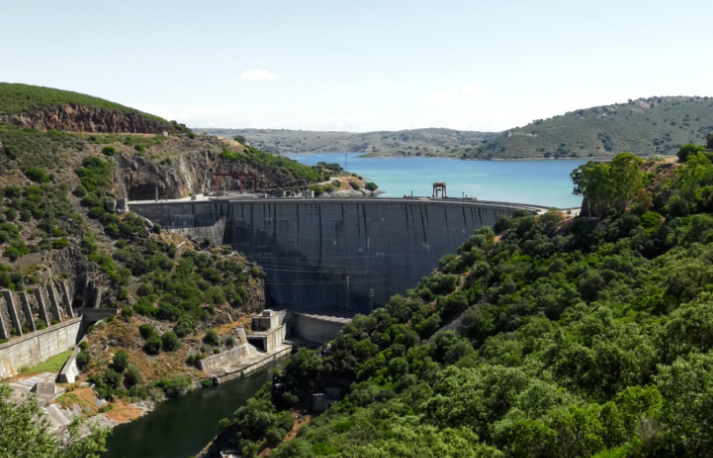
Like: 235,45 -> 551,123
131,198 -> 546,314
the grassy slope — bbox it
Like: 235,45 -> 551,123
0,82 -> 170,126
196,127 -> 500,157
467,96 -> 713,159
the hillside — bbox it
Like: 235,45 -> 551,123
195,127 -> 500,157
466,96 -> 713,160
202,142 -> 713,457
0,86 -> 340,432
0,83 -> 187,134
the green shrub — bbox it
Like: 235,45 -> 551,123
203,328 -> 220,346
144,334 -> 162,355
225,336 -> 236,347
35,319 -> 47,330
365,182 -> 378,191
161,331 -> 181,352
76,349 -> 92,371
309,185 -> 324,196
241,441 -> 259,458
101,146 -> 116,156
112,350 -> 130,372
159,376 -> 191,398
79,341 -> 88,350
51,238 -> 69,249
139,324 -> 155,340
3,145 -> 19,160
22,167 -> 49,183
349,181 -> 360,190
323,184 -> 334,193
102,368 -> 122,390
124,365 -> 142,387
265,428 -> 285,447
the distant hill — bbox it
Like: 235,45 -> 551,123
194,127 -> 500,157
0,83 -> 187,134
464,96 -> 713,160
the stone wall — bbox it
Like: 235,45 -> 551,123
0,317 -> 83,378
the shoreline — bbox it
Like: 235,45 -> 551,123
283,152 -> 663,161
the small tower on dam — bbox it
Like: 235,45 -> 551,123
432,182 -> 447,198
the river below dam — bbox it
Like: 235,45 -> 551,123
288,153 -> 588,208
102,360 -> 287,458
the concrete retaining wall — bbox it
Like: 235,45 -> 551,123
198,344 -> 252,374
295,314 -> 347,345
0,317 -> 83,378
131,198 -> 524,314
57,337 -> 87,384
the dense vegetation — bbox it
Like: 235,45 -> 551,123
221,145 -> 330,184
0,82 -> 177,128
215,140 -> 713,457
469,97 -> 713,160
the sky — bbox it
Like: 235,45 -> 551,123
2,0 -> 712,132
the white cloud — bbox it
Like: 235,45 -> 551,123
365,72 -> 380,78
430,84 -> 485,104
239,69 -> 277,81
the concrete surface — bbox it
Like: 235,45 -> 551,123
131,197 -> 536,314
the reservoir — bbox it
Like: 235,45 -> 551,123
102,360 -> 286,458
288,153 -> 588,208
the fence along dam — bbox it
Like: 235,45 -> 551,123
131,198 -> 547,315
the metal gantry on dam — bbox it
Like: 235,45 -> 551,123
131,197 -> 549,315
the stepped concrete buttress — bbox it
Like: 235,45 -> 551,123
34,288 -> 51,326
2,290 -> 23,337
59,281 -> 74,318
46,284 -> 63,323
19,292 -> 36,332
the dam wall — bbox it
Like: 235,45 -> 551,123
131,198 -> 536,314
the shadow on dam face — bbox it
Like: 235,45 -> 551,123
131,199 -> 529,314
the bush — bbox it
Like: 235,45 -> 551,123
101,146 -> 116,156
241,441 -> 259,458
161,331 -> 181,352
265,428 -> 286,447
124,365 -> 142,387
349,181 -> 360,190
144,334 -> 162,355
310,185 -> 324,196
677,143 -> 705,162
76,349 -> 92,371
323,184 -> 334,193
139,324 -> 155,340
79,341 -> 88,350
35,319 -> 47,330
3,145 -> 19,160
203,328 -> 220,346
159,376 -> 191,398
493,215 -> 513,233
103,368 -> 122,390
225,336 -> 236,347
112,350 -> 130,372
22,167 -> 49,183
365,182 -> 378,191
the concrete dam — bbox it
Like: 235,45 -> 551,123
131,198 -> 546,315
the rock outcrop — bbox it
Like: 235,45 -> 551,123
0,104 -> 174,134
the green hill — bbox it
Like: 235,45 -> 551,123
464,96 -> 713,160
0,83 -> 164,122
195,127 -> 500,157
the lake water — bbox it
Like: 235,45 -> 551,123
288,153 -> 588,208
102,360 -> 286,458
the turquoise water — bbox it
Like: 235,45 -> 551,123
289,153 -> 588,208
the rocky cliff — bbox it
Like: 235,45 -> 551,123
0,104 -> 175,134
117,146 -> 323,200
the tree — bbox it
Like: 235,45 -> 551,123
571,153 -> 645,216
677,143 -> 705,162
0,384 -> 109,458
233,135 -> 246,144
